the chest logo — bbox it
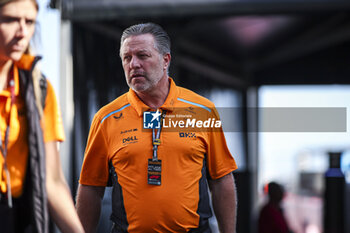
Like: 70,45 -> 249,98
122,136 -> 138,144
179,132 -> 196,138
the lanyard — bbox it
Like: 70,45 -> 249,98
151,110 -> 167,161
0,74 -> 15,208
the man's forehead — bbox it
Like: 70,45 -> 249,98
122,47 -> 151,53
121,34 -> 155,50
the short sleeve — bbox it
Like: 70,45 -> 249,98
206,107 -> 237,179
42,80 -> 65,142
79,114 -> 110,186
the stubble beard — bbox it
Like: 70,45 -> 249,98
127,72 -> 163,93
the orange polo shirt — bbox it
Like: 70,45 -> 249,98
0,54 -> 65,197
80,78 -> 237,232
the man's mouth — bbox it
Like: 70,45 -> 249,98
132,74 -> 143,78
130,73 -> 146,79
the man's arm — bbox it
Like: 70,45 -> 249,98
208,172 -> 237,233
45,141 -> 84,233
76,184 -> 105,233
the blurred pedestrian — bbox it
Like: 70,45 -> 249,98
0,0 -> 84,232
258,182 -> 293,233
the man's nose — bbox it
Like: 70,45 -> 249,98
16,19 -> 29,37
130,56 -> 141,68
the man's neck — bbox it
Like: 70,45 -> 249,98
0,60 -> 13,92
136,76 -> 170,110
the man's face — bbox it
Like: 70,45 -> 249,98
120,34 -> 170,92
0,0 -> 37,62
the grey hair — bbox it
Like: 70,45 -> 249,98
120,22 -> 171,57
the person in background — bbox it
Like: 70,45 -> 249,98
76,22 -> 238,233
258,182 -> 294,233
0,0 -> 84,232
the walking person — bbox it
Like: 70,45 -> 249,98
0,0 -> 84,232
77,22 -> 238,233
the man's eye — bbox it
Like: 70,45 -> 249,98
0,17 -> 17,23
26,19 -> 35,26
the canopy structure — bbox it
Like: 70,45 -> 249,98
55,0 -> 350,20
53,0 -> 350,86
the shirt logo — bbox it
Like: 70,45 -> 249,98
121,128 -> 138,134
113,113 -> 123,120
185,106 -> 196,115
179,132 -> 196,138
143,110 -> 161,129
122,136 -> 138,144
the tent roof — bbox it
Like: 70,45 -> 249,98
53,0 -> 350,86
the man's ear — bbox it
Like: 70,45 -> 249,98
163,53 -> 171,70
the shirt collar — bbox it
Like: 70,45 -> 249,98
14,54 -> 36,71
13,54 -> 36,96
0,65 -> 20,97
13,64 -> 20,96
127,77 -> 179,116
0,54 -> 36,97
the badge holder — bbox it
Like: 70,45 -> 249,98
148,159 -> 162,185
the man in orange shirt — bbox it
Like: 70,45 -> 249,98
77,22 -> 238,233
